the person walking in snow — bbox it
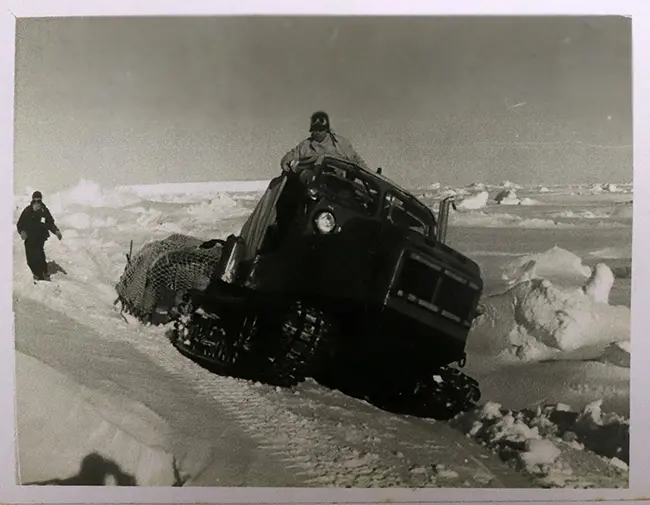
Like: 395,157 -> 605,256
280,111 -> 370,173
16,191 -> 63,281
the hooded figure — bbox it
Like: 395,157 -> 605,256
280,111 -> 370,172
16,191 -> 63,281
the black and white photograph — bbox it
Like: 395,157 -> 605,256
3,1 -> 646,502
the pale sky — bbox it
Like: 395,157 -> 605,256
13,15 -> 632,194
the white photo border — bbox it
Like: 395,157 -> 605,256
1,0 -> 648,504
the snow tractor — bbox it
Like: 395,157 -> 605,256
161,154 -> 484,420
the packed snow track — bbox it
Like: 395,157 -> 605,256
15,297 -> 532,487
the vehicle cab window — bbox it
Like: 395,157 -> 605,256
383,192 -> 435,237
316,161 -> 380,215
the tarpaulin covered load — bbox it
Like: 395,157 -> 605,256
115,233 -> 223,323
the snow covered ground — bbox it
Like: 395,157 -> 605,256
11,179 -> 632,489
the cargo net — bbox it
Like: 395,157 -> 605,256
115,233 -> 224,323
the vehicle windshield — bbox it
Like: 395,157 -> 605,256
315,161 -> 381,215
382,192 -> 435,237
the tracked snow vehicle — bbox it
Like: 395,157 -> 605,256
168,154 -> 484,419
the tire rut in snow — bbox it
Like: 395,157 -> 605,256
129,327 -> 531,488
14,289 -> 530,488
130,331 -> 411,487
281,381 -> 533,488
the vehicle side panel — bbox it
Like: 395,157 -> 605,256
238,175 -> 287,263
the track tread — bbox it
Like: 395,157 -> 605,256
169,297 -> 336,388
170,298 -> 245,373
265,301 -> 336,387
410,366 -> 482,420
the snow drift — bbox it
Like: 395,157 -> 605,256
120,180 -> 270,201
15,352 -> 189,486
46,180 -> 143,213
457,191 -> 489,210
589,246 -> 631,260
495,189 -> 521,206
185,193 -> 247,223
466,182 -> 487,191
609,203 -> 633,219
470,277 -> 629,362
469,247 -> 629,362
452,400 -> 629,488
449,212 -> 576,229
501,246 -> 592,287
602,183 -> 621,193
551,210 -> 607,219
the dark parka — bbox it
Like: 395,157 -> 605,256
16,203 -> 61,243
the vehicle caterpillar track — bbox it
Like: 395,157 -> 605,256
170,299 -> 239,369
169,295 -> 335,387
407,366 -> 481,420
316,357 -> 481,421
266,300 -> 336,386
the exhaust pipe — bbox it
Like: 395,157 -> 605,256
436,196 -> 455,243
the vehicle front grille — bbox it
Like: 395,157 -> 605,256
395,252 -> 443,301
393,252 -> 480,325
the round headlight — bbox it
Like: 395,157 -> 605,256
314,211 -> 336,234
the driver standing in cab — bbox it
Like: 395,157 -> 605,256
280,111 -> 370,173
